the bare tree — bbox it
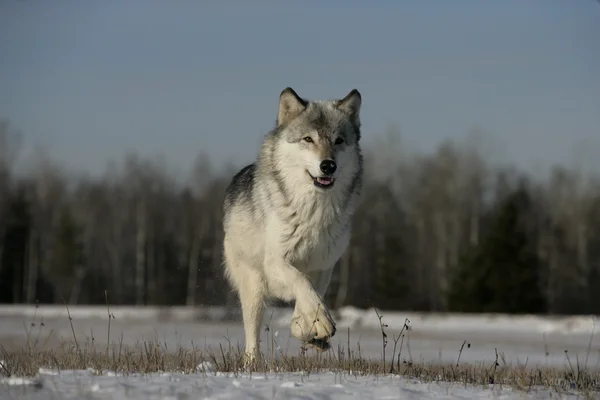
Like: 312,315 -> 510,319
1,120 -> 599,315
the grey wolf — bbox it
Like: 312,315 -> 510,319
222,87 -> 364,361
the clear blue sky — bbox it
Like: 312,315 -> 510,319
1,0 -> 599,176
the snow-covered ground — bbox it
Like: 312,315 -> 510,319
0,305 -> 598,399
0,364 -> 585,399
1,305 -> 598,368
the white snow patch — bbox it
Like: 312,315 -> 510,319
0,370 -> 586,399
0,376 -> 42,387
196,361 -> 216,373
280,381 -> 303,388
103,370 -> 126,377
38,367 -> 60,376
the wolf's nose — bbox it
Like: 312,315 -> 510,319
320,159 -> 337,175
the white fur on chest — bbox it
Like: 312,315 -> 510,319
272,195 -> 351,274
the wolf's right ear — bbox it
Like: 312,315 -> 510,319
277,87 -> 308,126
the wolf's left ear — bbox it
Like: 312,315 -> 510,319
335,89 -> 361,119
278,87 -> 308,126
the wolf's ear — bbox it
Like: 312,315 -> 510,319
335,89 -> 362,120
277,87 -> 308,126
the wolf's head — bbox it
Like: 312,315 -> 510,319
265,87 -> 363,194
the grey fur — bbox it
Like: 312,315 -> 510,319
222,87 -> 364,360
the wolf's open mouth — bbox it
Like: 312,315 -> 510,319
308,172 -> 335,189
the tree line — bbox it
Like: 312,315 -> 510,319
1,119 -> 599,315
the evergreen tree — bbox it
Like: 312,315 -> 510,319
49,206 -> 84,302
0,188 -> 31,303
365,183 -> 411,310
448,184 -> 546,314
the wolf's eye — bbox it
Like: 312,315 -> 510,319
303,137 -> 313,143
335,137 -> 345,145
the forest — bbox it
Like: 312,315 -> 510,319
1,119 -> 599,315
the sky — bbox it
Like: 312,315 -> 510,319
0,0 -> 599,177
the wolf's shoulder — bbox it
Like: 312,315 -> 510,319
231,163 -> 256,186
224,163 -> 257,208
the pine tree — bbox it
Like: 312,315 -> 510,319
49,206 -> 84,302
366,183 -> 411,310
448,183 -> 545,314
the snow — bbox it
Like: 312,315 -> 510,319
0,305 -> 596,338
0,365 -> 583,399
3,309 -> 597,368
196,361 -> 216,373
1,306 -> 598,399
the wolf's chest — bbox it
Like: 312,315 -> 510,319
274,195 -> 352,270
282,217 -> 348,272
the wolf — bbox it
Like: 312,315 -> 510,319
222,87 -> 363,361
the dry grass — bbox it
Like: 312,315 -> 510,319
1,303 -> 599,399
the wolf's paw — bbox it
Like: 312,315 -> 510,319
290,298 -> 336,344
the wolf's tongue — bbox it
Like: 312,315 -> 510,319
317,177 -> 332,186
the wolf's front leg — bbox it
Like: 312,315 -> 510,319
265,256 -> 336,345
237,275 -> 265,364
289,296 -> 336,351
